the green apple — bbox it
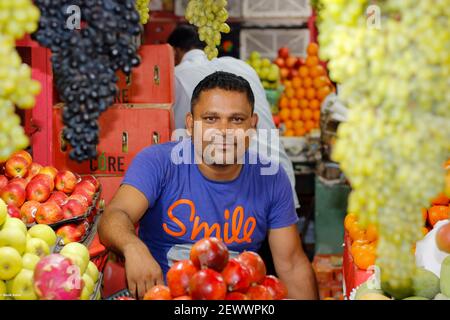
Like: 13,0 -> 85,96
260,67 -> 270,80
26,233 -> 32,242
80,273 -> 94,300
22,253 -> 40,271
261,58 -> 271,68
0,279 -> 6,300
85,261 -> 99,283
0,199 -> 7,228
1,218 -> 27,236
11,269 -> 37,300
26,238 -> 50,258
27,224 -> 57,247
0,247 -> 23,280
250,51 -> 261,61
5,279 -> 13,293
252,59 -> 262,69
0,227 -> 27,255
60,242 -> 90,274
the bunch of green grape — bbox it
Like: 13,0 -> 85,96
318,0 -> 450,299
0,1 -> 41,161
135,0 -> 150,25
185,0 -> 231,60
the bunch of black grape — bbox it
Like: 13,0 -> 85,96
32,0 -> 142,162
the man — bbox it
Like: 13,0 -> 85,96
98,72 -> 318,300
167,24 -> 300,209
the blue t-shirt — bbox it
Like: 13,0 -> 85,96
122,139 -> 298,277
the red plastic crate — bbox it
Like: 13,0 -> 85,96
116,44 -> 175,104
51,103 -> 173,175
144,21 -> 177,45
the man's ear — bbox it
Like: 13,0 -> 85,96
251,113 -> 259,130
186,112 -> 194,137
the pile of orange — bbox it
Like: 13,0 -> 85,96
422,192 -> 450,236
278,43 -> 335,137
344,213 -> 378,270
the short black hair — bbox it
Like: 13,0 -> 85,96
167,24 -> 205,51
191,71 -> 255,114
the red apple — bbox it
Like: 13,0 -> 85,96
0,175 -> 8,190
55,170 -> 78,194
278,47 -> 290,59
173,295 -> 192,300
7,204 -> 21,219
280,68 -> 289,79
272,115 -> 280,128
261,275 -> 288,300
25,162 -> 43,182
274,57 -> 285,68
5,156 -> 29,178
8,178 -> 28,190
74,180 -> 96,196
11,150 -> 32,166
81,175 -> 100,191
32,173 -> 54,191
35,202 -> 64,224
1,183 -> 26,207
39,166 -> 58,181
189,269 -> 227,300
143,285 -> 172,300
71,189 -> 93,206
47,191 -> 68,207
190,237 -> 229,272
285,56 -> 298,69
26,176 -> 52,203
237,251 -> 267,285
436,223 -> 450,253
246,285 -> 273,300
221,259 -> 251,293
68,194 -> 89,207
288,69 -> 300,79
225,292 -> 249,300
61,199 -> 88,219
20,200 -> 40,224
167,260 -> 198,297
76,220 -> 89,237
56,223 -> 82,244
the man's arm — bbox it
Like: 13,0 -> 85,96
268,225 -> 319,300
98,184 -> 164,299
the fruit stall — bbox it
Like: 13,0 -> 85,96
0,0 -> 449,303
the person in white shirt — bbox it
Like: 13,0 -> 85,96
167,25 -> 299,208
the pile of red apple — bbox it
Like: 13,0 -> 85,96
143,237 -> 288,300
0,150 -> 100,244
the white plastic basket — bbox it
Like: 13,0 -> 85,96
174,0 -> 242,18
242,0 -> 312,19
240,28 -> 310,60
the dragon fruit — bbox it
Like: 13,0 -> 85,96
34,254 -> 84,300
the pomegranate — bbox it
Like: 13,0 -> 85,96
226,292 -> 249,300
221,258 -> 251,292
173,295 -> 192,300
167,260 -> 198,297
189,269 -> 227,300
190,237 -> 229,272
34,254 -> 83,300
237,251 -> 266,285
246,285 -> 273,300
261,275 -> 288,300
143,285 -> 172,300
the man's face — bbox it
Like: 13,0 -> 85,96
186,88 -> 258,166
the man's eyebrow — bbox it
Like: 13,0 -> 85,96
200,111 -> 219,116
229,113 -> 248,117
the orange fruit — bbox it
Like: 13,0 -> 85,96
306,88 -> 316,100
285,87 -> 295,99
310,99 -> 320,110
299,66 -> 309,78
344,213 -> 357,231
295,88 -> 306,99
284,129 -> 295,137
279,97 -> 289,109
293,120 -> 304,130
291,108 -> 302,121
279,109 -> 291,122
292,77 -> 302,89
421,208 -> 428,223
309,65 -> 326,78
313,110 -> 321,121
284,120 -> 294,130
299,99 -> 309,109
366,224 -> 378,242
313,76 -> 329,89
294,127 -> 306,136
431,192 -> 450,206
289,98 -> 299,109
317,86 -> 332,101
427,205 -> 450,226
303,77 -> 313,88
305,120 -> 315,132
306,56 -> 319,67
302,109 -> 313,121
350,239 -> 369,256
348,223 -> 366,242
284,80 -> 292,88
353,250 -> 376,270
307,42 -> 319,56
313,120 -> 320,129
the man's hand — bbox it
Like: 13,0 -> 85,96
124,241 -> 164,299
